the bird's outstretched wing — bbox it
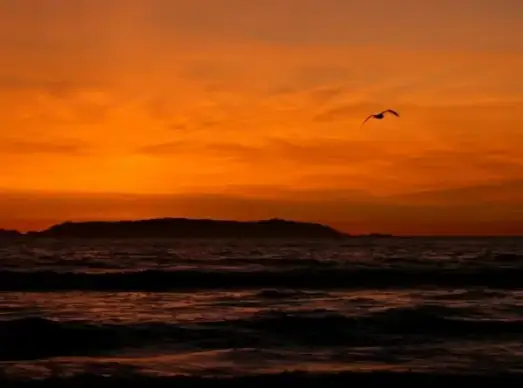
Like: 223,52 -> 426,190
383,109 -> 400,117
361,115 -> 374,127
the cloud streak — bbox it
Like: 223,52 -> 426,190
136,137 -> 401,167
0,138 -> 91,155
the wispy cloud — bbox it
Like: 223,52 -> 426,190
136,137 -> 399,166
0,138 -> 91,155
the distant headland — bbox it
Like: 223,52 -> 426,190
0,229 -> 23,239
2,218 -> 359,239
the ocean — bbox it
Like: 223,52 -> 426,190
1,237 -> 523,385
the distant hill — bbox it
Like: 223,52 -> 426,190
0,229 -> 23,239
31,218 -> 349,239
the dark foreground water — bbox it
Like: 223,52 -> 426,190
1,237 -> 523,385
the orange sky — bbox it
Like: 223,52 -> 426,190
1,0 -> 523,235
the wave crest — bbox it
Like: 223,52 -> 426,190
2,305 -> 523,360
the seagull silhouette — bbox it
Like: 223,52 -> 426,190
361,109 -> 400,127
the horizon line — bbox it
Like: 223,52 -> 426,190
1,216 -> 523,238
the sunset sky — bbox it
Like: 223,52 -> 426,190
1,0 -> 522,235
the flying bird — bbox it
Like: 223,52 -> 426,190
361,109 -> 400,127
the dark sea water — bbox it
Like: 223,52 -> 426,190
1,237 -> 523,380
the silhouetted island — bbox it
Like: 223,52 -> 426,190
0,229 -> 22,239
30,218 -> 349,239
